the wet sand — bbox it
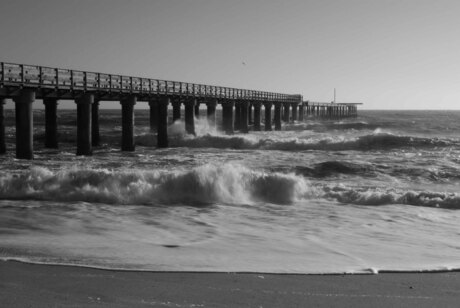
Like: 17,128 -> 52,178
1,260 -> 459,307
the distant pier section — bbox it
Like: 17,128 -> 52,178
0,62 -> 362,159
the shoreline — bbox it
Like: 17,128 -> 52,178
1,260 -> 460,307
2,258 -> 460,276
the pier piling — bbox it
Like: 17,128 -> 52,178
92,100 -> 100,146
194,101 -> 200,118
206,100 -> 217,128
240,102 -> 249,133
291,103 -> 298,122
157,97 -> 169,148
184,99 -> 196,135
274,102 -> 282,131
14,89 -> 35,159
264,102 -> 273,131
120,95 -> 136,151
0,98 -> 6,154
148,99 -> 158,132
221,101 -> 234,134
283,103 -> 290,122
43,98 -> 58,149
75,93 -> 93,156
253,102 -> 261,131
172,100 -> 181,123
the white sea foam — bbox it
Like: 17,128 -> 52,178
0,164 -> 314,205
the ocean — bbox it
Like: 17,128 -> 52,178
1,109 -> 460,274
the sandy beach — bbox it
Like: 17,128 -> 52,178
1,260 -> 459,307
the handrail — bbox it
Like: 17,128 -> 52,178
0,62 -> 302,103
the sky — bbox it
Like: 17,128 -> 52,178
1,0 -> 460,109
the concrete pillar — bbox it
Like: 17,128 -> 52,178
221,101 -> 234,134
14,89 -> 35,159
253,102 -> 262,131
240,101 -> 249,133
194,101 -> 200,118
92,100 -> 100,146
274,102 -> 282,131
0,99 -> 6,154
248,103 -> 253,124
206,100 -> 217,128
43,98 -> 58,148
283,103 -> 290,122
299,103 -> 304,121
172,100 -> 181,123
263,102 -> 273,131
234,102 -> 241,131
75,93 -> 93,156
148,99 -> 158,132
157,96 -> 169,148
291,103 -> 298,122
120,95 -> 136,151
184,98 -> 196,135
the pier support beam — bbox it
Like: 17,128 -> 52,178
120,95 -> 136,151
263,102 -> 273,131
75,93 -> 93,156
92,100 -> 100,146
0,98 -> 6,154
43,98 -> 58,148
253,102 -> 262,131
283,103 -> 290,122
240,101 -> 249,133
274,102 -> 282,131
184,99 -> 196,135
172,100 -> 181,123
157,97 -> 169,148
221,101 -> 234,134
148,99 -> 158,132
206,100 -> 217,128
14,89 -> 35,159
248,103 -> 253,124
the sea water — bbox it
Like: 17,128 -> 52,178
1,109 -> 460,274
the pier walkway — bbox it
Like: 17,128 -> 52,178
0,62 -> 361,159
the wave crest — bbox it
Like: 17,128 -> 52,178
0,164 -> 313,205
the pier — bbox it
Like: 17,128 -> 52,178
0,62 -> 361,159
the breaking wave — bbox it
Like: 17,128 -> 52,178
0,164 -> 314,205
324,186 -> 460,209
2,164 -> 460,209
172,132 -> 455,152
